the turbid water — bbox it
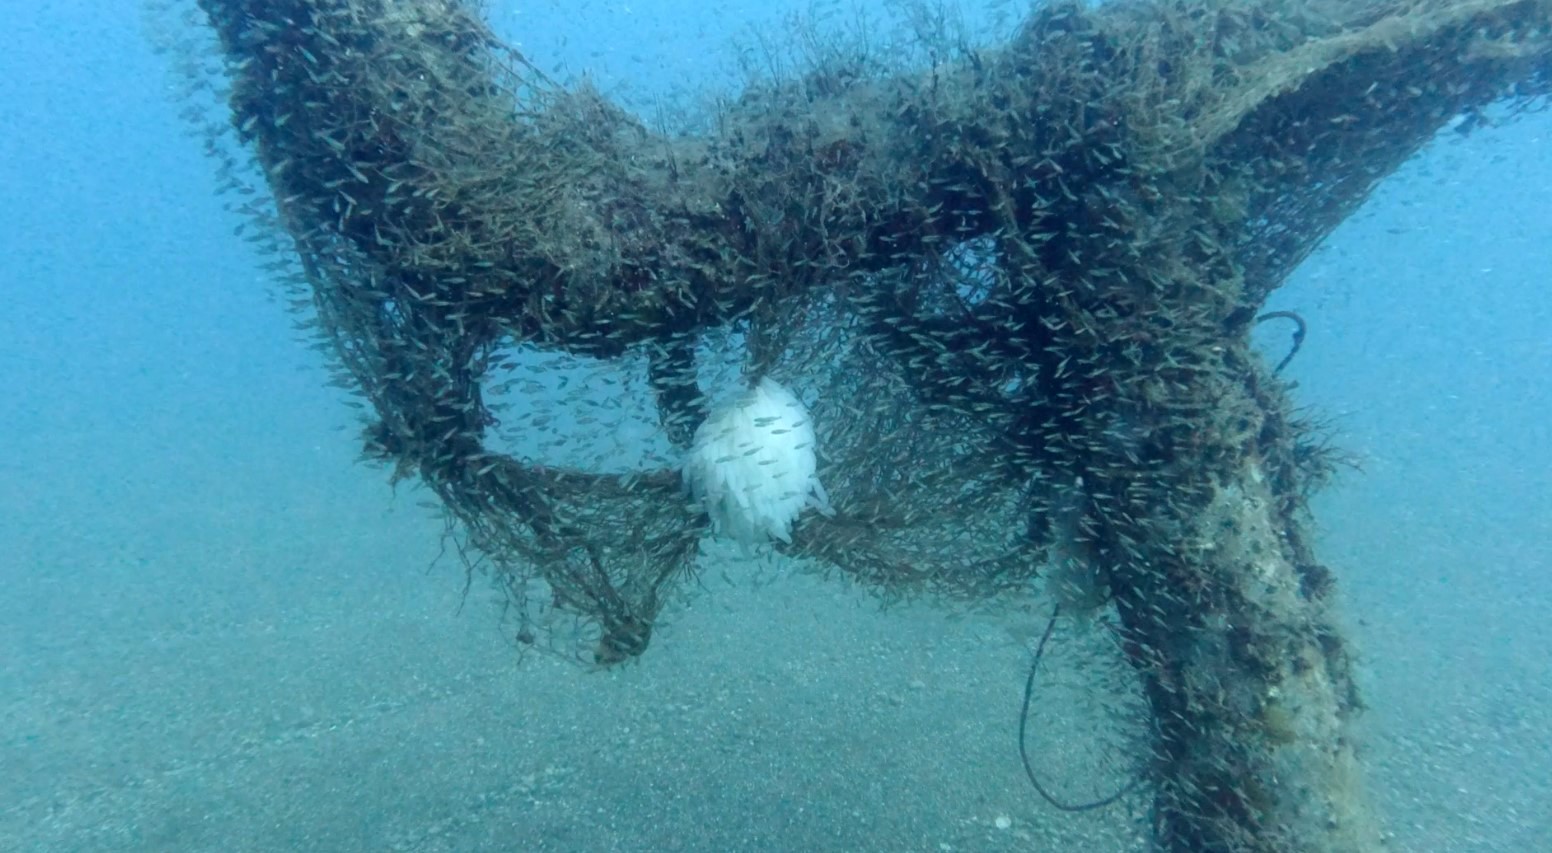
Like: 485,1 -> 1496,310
2,2 -> 1548,850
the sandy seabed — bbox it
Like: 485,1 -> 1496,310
1,426 -> 1547,852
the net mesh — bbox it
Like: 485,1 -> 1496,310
153,0 -> 1552,846
160,0 -> 1552,665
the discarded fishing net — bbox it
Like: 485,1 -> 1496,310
166,0 -> 1549,666
158,0 -> 1551,847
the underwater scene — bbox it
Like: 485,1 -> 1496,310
1,0 -> 1548,850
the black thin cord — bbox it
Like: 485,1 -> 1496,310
1255,310 -> 1307,374
1018,603 -> 1141,812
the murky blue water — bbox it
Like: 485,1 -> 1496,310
2,2 -> 1547,849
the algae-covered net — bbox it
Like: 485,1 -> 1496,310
160,0 -> 1550,849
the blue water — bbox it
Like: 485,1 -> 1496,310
2,1 -> 1548,850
